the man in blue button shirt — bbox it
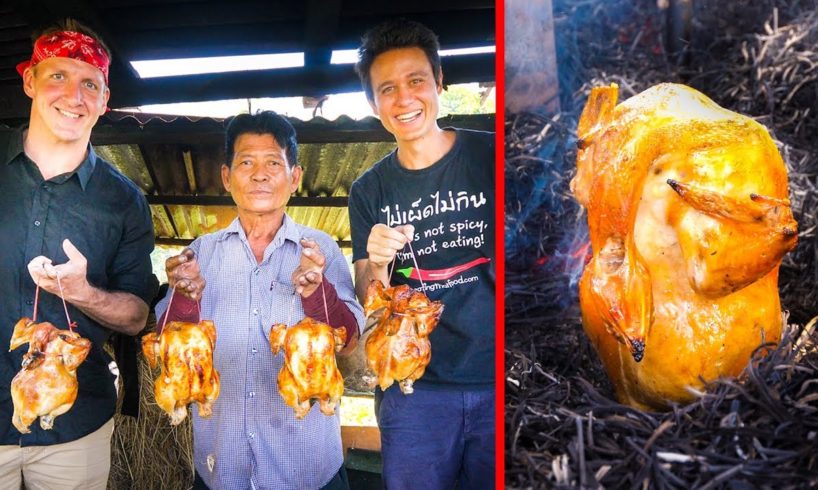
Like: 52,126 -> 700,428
0,18 -> 156,490
157,111 -> 364,489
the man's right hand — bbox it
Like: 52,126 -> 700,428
166,248 -> 205,300
366,223 -> 415,270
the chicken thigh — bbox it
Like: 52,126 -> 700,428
269,317 -> 347,419
9,317 -> 91,433
571,83 -> 798,410
142,321 -> 220,425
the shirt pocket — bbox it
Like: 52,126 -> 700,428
262,280 -> 301,339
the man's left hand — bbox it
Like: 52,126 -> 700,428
292,238 -> 326,298
27,239 -> 91,303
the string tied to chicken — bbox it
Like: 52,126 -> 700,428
157,283 -> 176,335
29,264 -> 77,332
320,281 -> 330,325
11,269 -> 91,433
266,239 -> 349,419
54,272 -> 77,332
373,241 -> 428,332
388,239 -> 427,291
31,282 -> 40,323
269,262 -> 347,419
143,281 -> 219,425
361,239 -> 445,393
280,274 -> 331,325
157,283 -> 204,336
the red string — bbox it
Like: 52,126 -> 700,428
159,284 -> 177,335
55,272 -> 77,332
388,256 -> 396,282
405,241 -> 426,290
320,280 -> 329,324
388,241 -> 424,289
32,283 -> 40,322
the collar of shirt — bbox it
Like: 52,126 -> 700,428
3,125 -> 97,190
219,213 -> 303,262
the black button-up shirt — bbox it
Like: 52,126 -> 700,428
0,127 -> 157,446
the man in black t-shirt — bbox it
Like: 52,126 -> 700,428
349,19 -> 495,490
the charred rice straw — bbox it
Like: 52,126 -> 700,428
107,313 -> 194,490
506,1 -> 818,488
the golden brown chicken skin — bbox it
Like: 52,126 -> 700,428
142,321 -> 220,425
571,83 -> 797,411
269,317 -> 347,419
9,317 -> 91,433
362,281 -> 444,394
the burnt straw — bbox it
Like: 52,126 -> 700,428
506,0 -> 818,487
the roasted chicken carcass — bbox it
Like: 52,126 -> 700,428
142,321 -> 220,425
269,317 -> 347,419
362,281 -> 444,394
9,317 -> 91,434
571,83 -> 798,410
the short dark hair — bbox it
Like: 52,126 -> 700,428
224,111 -> 298,168
355,19 -> 442,102
35,18 -> 112,63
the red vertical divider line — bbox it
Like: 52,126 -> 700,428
495,1 -> 506,488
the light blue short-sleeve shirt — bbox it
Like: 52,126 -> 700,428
156,214 -> 364,490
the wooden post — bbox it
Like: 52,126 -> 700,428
504,0 -> 561,114
664,0 -> 694,65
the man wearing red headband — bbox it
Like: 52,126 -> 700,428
0,19 -> 156,490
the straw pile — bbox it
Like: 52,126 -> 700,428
505,0 -> 818,487
507,317 -> 818,489
107,316 -> 194,490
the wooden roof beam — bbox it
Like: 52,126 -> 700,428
111,10 -> 494,60
303,0 -> 342,69
109,52 -> 493,108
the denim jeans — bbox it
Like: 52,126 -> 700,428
375,386 -> 495,490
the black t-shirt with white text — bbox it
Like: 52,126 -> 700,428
349,128 -> 495,390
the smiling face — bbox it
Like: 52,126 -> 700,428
23,57 -> 109,146
222,133 -> 302,218
368,47 -> 443,146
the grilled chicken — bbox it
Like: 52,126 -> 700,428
269,317 -> 347,419
9,317 -> 91,433
142,321 -> 220,425
571,83 -> 798,410
362,281 -> 444,394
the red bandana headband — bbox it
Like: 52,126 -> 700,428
16,30 -> 110,84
